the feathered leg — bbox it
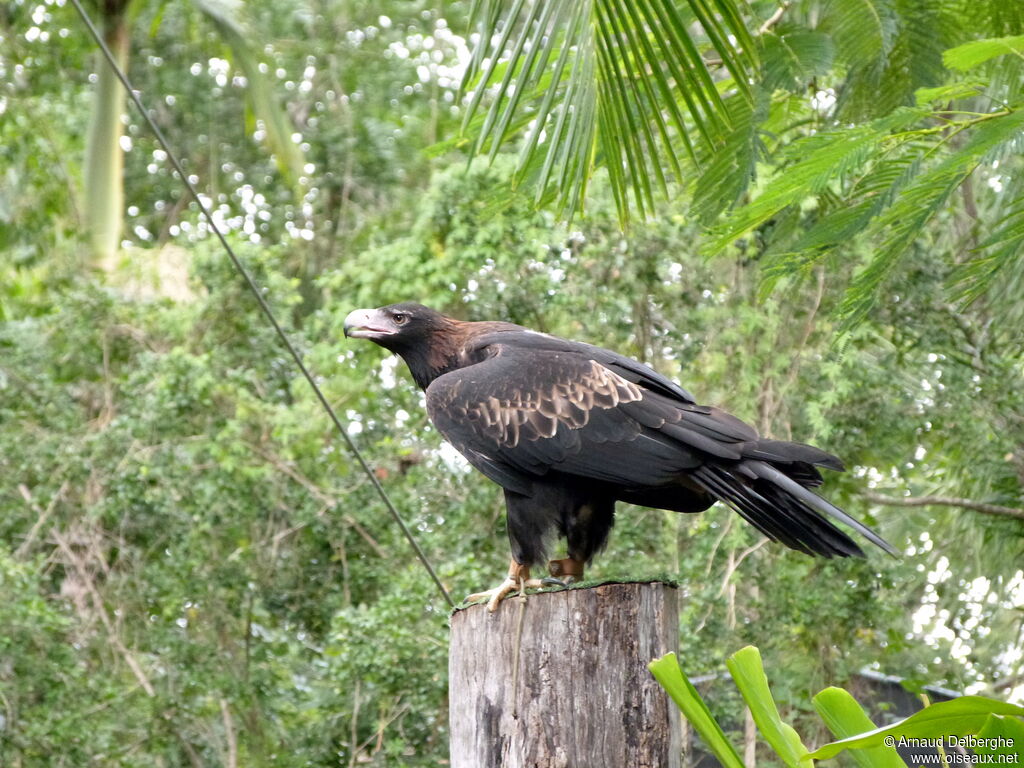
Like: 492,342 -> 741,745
550,500 -> 615,582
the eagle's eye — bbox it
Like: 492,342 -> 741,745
392,312 -> 409,325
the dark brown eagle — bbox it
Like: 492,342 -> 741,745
344,303 -> 894,610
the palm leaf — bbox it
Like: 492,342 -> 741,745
838,108 -> 1024,329
193,0 -> 305,192
833,0 -> 952,121
963,0 -> 1024,37
820,0 -> 897,69
459,0 -> 756,220
691,91 -> 765,224
760,27 -> 835,94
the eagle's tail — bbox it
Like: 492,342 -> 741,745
691,440 -> 896,558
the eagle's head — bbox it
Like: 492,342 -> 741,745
343,303 -> 450,351
344,303 -> 470,389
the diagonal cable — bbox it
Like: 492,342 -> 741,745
70,0 -> 454,608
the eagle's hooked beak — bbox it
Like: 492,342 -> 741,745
343,308 -> 398,340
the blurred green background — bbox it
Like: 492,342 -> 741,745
2,0 -> 1022,764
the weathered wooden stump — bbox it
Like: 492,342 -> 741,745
449,581 -> 681,768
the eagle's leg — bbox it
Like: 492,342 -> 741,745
464,559 -> 546,612
547,557 -> 585,584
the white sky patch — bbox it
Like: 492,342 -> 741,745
928,556 -> 952,585
852,465 -> 886,488
208,57 -> 230,87
909,561 -> 1024,702
379,356 -> 399,389
438,441 -> 471,472
811,88 -> 836,114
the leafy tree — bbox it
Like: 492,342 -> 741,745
462,0 -> 1024,319
73,0 -> 304,265
2,0 -> 1023,765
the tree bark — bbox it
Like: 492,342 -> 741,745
84,10 -> 130,268
449,581 -> 681,768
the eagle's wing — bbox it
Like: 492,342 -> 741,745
425,333 -> 895,558
469,329 -> 697,403
425,338 -> 753,495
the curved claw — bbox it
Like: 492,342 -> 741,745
464,577 -> 546,612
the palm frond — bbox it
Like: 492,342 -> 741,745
833,0 -> 952,121
760,26 -> 835,94
958,0 -> 1024,37
952,176 -> 1024,315
459,0 -> 756,220
193,0 -> 305,192
690,92 -> 765,225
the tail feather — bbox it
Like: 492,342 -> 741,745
691,457 -> 895,558
747,461 -> 898,556
693,465 -> 866,557
691,465 -> 813,552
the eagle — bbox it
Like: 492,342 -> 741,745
344,303 -> 895,610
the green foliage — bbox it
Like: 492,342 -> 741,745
727,646 -> 812,768
944,35 -> 1024,72
810,695 -> 1024,760
3,0 -> 1024,764
652,647 -> 1024,765
459,0 -> 756,220
458,0 -> 1024,323
813,688 -> 905,768
819,0 -> 898,71
650,652 -> 746,768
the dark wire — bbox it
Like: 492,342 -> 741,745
70,0 -> 455,609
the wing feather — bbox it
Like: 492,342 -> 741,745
426,343 -> 702,489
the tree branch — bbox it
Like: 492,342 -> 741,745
220,698 -> 238,768
704,2 -> 791,68
758,2 -> 791,35
862,492 -> 1024,522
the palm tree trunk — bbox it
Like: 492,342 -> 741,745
84,12 -> 129,268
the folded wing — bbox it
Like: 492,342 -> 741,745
426,332 -> 894,558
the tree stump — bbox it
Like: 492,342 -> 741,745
448,581 -> 681,768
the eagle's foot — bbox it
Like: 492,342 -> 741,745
464,560 -> 544,612
464,577 -> 546,612
547,557 -> 585,585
